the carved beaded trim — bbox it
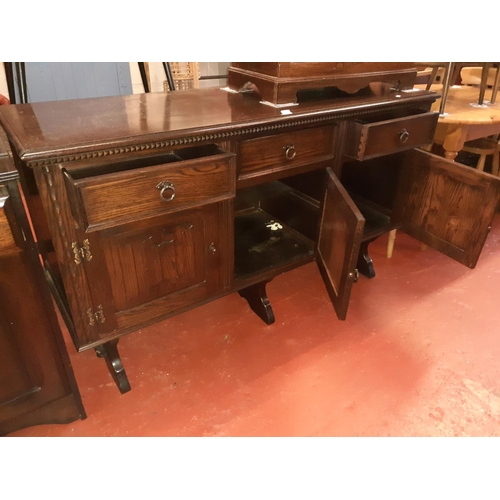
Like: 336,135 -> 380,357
25,101 -> 432,167
42,166 -> 76,279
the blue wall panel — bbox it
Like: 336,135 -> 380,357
23,62 -> 133,102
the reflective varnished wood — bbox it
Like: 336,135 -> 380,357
228,63 -> 418,104
0,85 -> 437,165
2,76 -> 498,395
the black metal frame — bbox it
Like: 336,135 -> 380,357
4,62 -> 29,104
138,62 -> 176,93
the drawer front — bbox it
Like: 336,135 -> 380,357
346,111 -> 438,160
66,152 -> 235,230
239,126 -> 334,180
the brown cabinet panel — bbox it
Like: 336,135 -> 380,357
228,63 -> 417,104
0,176 -> 84,435
345,110 -> 438,160
394,149 -> 500,268
78,199 -> 234,342
230,62 -> 416,79
64,147 -> 235,231
103,212 -> 208,312
0,308 -> 40,407
316,168 -> 364,320
238,126 -> 334,184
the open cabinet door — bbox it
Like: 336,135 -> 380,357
316,168 -> 365,320
394,148 -> 500,268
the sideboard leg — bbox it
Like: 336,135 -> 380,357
238,280 -> 275,325
357,239 -> 376,279
95,339 -> 131,394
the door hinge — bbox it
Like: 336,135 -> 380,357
87,305 -> 105,326
72,239 -> 92,264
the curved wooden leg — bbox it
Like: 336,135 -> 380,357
357,239 -> 376,279
238,280 -> 275,325
95,339 -> 131,394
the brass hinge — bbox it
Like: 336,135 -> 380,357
72,239 -> 92,264
86,305 -> 105,326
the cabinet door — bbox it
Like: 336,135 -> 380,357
80,199 -> 233,343
316,168 -> 365,320
394,149 -> 500,268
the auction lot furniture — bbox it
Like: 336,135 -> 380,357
1,63 -> 499,394
0,129 -> 85,435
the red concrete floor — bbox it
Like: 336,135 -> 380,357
8,214 -> 500,437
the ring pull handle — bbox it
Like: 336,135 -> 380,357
156,181 -> 176,202
283,144 -> 296,160
399,129 -> 410,144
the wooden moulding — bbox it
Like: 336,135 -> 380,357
227,62 -> 417,105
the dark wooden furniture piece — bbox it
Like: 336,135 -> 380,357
1,63 -> 499,395
227,62 -> 417,104
0,129 -> 85,436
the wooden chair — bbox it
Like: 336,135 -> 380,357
459,64 -> 500,105
461,134 -> 500,175
416,63 -> 500,113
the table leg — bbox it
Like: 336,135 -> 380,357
95,339 -> 131,394
238,280 -> 275,325
387,230 -> 397,258
444,150 -> 459,160
439,124 -> 469,161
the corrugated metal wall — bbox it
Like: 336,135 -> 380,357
22,62 -> 133,102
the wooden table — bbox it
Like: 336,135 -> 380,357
426,84 -> 500,160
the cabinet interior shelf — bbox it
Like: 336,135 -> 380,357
234,181 -> 317,279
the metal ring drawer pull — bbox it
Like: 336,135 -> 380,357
156,181 -> 176,202
399,129 -> 410,144
283,144 -> 296,160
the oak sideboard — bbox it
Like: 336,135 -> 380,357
1,78 -> 499,394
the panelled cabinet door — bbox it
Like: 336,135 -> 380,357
79,200 -> 233,345
316,168 -> 365,320
394,149 -> 500,268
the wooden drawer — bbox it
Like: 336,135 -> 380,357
63,145 -> 235,231
238,125 -> 334,184
344,109 -> 438,160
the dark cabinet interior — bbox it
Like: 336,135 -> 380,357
234,180 -> 318,280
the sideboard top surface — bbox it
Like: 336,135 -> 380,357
0,84 -> 438,166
